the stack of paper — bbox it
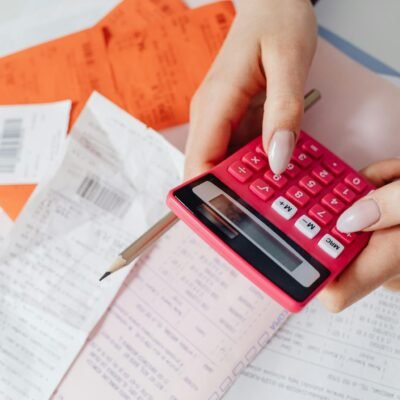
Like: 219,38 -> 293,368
0,0 -> 235,222
0,92 -> 184,399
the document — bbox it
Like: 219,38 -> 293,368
54,222 -> 287,400
226,290 -> 400,400
0,207 -> 12,254
107,1 -> 235,129
0,101 -> 71,185
0,27 -> 120,125
98,0 -> 187,39
0,92 -> 183,400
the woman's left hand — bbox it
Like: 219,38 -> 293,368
318,158 -> 400,312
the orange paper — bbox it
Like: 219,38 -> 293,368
0,184 -> 36,221
99,0 -> 188,41
0,27 -> 120,125
0,0 -> 234,221
107,1 -> 235,130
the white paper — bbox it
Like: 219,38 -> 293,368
54,222 -> 287,400
0,207 -> 13,254
226,290 -> 400,399
0,92 -> 183,400
0,100 -> 71,184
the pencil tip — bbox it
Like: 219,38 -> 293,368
99,271 -> 111,282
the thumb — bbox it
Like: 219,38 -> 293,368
261,45 -> 313,175
337,159 -> 400,233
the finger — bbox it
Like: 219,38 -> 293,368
318,228 -> 400,312
261,35 -> 316,174
361,158 -> 400,187
184,27 -> 264,179
337,161 -> 400,233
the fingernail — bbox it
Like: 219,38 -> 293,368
268,129 -> 295,174
336,199 -> 380,233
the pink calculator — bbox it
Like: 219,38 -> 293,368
167,132 -> 374,312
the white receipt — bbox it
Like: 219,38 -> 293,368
0,92 -> 183,400
0,100 -> 71,184
54,222 -> 287,400
0,207 -> 13,254
226,290 -> 400,399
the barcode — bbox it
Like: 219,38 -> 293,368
0,118 -> 24,173
77,175 -> 130,217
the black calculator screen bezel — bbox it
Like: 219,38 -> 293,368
173,174 -> 330,302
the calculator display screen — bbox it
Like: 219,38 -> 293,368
173,174 -> 330,301
209,194 -> 302,272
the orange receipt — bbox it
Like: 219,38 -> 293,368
0,27 -> 120,125
99,0 -> 188,40
107,1 -> 236,130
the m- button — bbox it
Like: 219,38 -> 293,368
318,234 -> 344,258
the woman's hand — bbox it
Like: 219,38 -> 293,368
318,159 -> 400,312
184,0 -> 317,178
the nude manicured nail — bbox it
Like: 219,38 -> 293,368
336,199 -> 380,233
268,130 -> 295,175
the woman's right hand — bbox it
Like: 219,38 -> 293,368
184,0 -> 318,179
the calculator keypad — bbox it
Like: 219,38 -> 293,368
224,133 -> 371,264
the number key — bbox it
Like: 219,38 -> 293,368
333,183 -> 356,203
321,193 -> 346,214
309,204 -> 333,226
312,166 -> 334,185
264,170 -> 288,189
285,162 -> 301,178
299,175 -> 323,196
292,149 -> 313,168
345,173 -> 367,193
286,186 -> 310,207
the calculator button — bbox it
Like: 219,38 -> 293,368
285,162 -> 301,178
256,144 -> 267,157
321,193 -> 346,214
250,179 -> 275,201
309,204 -> 333,226
264,170 -> 288,189
333,183 -> 356,203
345,173 -> 367,193
302,140 -> 323,159
312,166 -> 334,185
295,215 -> 321,239
331,226 -> 357,245
292,149 -> 313,168
318,234 -> 344,258
323,156 -> 346,176
272,196 -> 298,220
228,161 -> 253,183
299,176 -> 322,196
242,151 -> 267,172
286,186 -> 310,207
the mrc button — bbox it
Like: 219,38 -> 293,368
318,234 -> 344,258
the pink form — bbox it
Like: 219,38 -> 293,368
53,222 -> 287,400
